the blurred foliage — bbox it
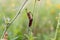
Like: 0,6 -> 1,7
0,0 -> 60,40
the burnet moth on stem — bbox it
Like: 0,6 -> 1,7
27,12 -> 33,27
26,9 -> 33,27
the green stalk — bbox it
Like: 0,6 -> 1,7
53,13 -> 60,40
1,0 -> 28,39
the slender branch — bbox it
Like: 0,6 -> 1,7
54,21 -> 59,40
52,13 -> 60,40
10,0 -> 28,24
33,0 -> 36,13
1,0 -> 28,39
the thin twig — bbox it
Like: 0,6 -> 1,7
52,13 -> 60,40
1,0 -> 28,39
33,0 -> 36,13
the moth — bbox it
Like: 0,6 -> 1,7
27,12 -> 33,27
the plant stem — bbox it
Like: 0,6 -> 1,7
33,0 -> 36,13
1,0 -> 28,39
53,13 -> 60,40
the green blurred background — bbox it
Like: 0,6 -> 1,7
0,0 -> 60,40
